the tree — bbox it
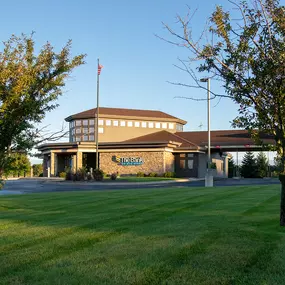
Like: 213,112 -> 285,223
228,155 -> 235,178
0,34 -> 85,176
256,152 -> 268,177
4,153 -> 31,177
162,0 -> 285,224
241,151 -> 257,178
32,164 -> 43,177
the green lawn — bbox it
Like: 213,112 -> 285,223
1,185 -> 285,285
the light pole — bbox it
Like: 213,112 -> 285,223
200,77 -> 213,187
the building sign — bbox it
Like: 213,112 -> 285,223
112,155 -> 143,166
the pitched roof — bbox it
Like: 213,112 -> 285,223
176,130 -> 274,147
65,107 -> 186,124
124,130 -> 199,149
123,129 -> 275,151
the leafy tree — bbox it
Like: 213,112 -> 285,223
256,152 -> 268,178
0,34 -> 85,176
162,0 -> 285,224
241,151 -> 257,178
228,155 -> 235,178
32,164 -> 43,177
5,153 -> 31,177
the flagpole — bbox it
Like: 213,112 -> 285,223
95,58 -> 100,170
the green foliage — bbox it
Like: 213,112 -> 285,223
241,151 -> 257,178
32,164 -> 43,177
4,153 -> 31,177
137,171 -> 145,177
228,156 -> 235,178
59,172 -> 66,178
149,172 -> 158,177
165,0 -> 285,167
163,171 -> 176,178
209,162 -> 217,169
93,169 -> 104,181
110,173 -> 117,180
256,152 -> 268,178
0,33 -> 85,173
0,179 -> 4,190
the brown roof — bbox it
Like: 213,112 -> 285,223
65,107 -> 186,124
176,130 -> 274,147
124,130 -> 199,149
124,129 -> 275,151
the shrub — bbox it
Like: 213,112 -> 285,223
59,172 -> 66,178
163,171 -> 176,178
137,171 -> 145,177
65,171 -> 73,181
209,162 -> 217,169
0,179 -> 4,190
94,169 -> 104,181
110,173 -> 117,180
149,172 -> 158,177
39,173 -> 43,177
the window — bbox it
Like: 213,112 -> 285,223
76,136 -> 81,142
98,127 -> 104,134
169,123 -> 174,129
99,119 -> 104,126
72,129 -> 75,135
176,124 -> 183,131
135,121 -> 140,127
127,121 -> 133,127
76,120 -> 81,126
120,121 -> 126,127
89,119 -> 94,125
83,135 -> 88,141
155,122 -> 161,129
113,121 -> 119,126
162,123 -> 167,129
106,120 -> 111,126
83,120 -> 88,126
89,127 -> 94,133
149,122 -> 154,128
89,135 -> 94,141
187,160 -> 194,169
82,128 -> 88,135
187,153 -> 194,158
142,122 -> 147,128
76,128 -> 81,134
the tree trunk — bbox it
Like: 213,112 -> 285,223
279,174 -> 285,226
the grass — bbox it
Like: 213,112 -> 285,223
0,185 -> 285,284
117,176 -> 178,182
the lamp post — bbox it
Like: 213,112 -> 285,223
200,77 -> 213,187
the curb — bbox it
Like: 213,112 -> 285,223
43,179 -> 190,186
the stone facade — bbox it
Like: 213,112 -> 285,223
100,151 -> 166,175
164,151 -> 175,172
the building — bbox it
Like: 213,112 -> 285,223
38,107 -> 274,178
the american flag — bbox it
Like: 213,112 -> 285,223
98,64 -> 103,75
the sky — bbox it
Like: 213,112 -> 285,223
1,0 -> 283,164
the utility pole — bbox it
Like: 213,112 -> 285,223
95,59 -> 103,170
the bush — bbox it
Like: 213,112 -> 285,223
137,171 -> 145,177
163,171 -> 176,178
65,171 -> 73,181
149,172 -> 158,177
39,173 -> 43,177
110,173 -> 117,180
0,179 -> 4,190
93,169 -> 104,181
59,172 -> 66,178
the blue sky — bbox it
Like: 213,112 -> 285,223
1,0 -> 283,164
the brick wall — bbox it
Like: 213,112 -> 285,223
100,151 -> 165,175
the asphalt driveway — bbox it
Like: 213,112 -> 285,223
0,177 -> 281,195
